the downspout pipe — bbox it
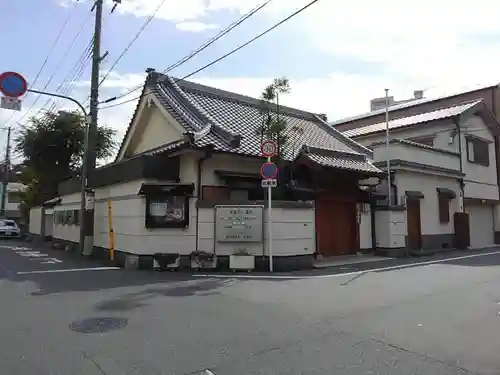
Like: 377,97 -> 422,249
195,150 -> 213,252
453,116 -> 465,212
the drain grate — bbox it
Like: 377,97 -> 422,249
69,317 -> 128,334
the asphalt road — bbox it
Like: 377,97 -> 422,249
1,240 -> 500,374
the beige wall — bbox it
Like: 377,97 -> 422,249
354,115 -> 498,200
131,105 -> 184,155
198,205 -> 315,256
461,115 -> 499,200
395,171 -> 461,237
29,206 -> 42,235
52,192 -> 80,242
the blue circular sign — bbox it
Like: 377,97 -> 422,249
261,162 -> 278,179
0,72 -> 27,98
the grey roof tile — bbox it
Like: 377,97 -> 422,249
329,83 -> 498,126
305,152 -> 382,173
343,100 -> 481,138
118,71 -> 380,173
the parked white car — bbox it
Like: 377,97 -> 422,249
0,220 -> 21,238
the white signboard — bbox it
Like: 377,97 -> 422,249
1,96 -> 22,111
261,179 -> 277,188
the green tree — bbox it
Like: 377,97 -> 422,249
15,110 -> 116,216
257,77 -> 292,199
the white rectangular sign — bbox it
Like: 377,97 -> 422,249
261,179 -> 277,188
1,96 -> 22,111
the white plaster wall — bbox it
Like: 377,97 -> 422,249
202,154 -> 262,187
372,143 -> 460,171
353,120 -> 458,153
395,171 -> 460,237
52,192 -> 81,242
198,206 -> 315,257
374,210 -> 406,248
359,209 -> 372,249
29,207 -> 42,235
89,180 -> 197,255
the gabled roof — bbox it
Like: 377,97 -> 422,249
330,83 -> 499,126
343,100 -> 484,138
117,71 -> 381,174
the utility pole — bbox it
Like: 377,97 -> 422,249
80,0 -> 104,256
0,126 -> 11,218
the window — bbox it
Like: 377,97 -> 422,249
408,136 -> 434,147
438,195 -> 450,223
466,137 -> 490,166
145,195 -> 189,228
8,192 -> 21,203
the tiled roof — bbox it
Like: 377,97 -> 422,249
342,100 -> 481,138
298,146 -> 382,174
125,72 -> 379,175
329,82 -> 498,126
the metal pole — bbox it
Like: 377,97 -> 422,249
82,0 -> 104,256
267,156 -> 273,272
0,126 -> 11,217
384,88 -> 391,206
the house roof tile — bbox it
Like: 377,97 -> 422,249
342,100 -> 481,138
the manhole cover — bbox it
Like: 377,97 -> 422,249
69,317 -> 128,334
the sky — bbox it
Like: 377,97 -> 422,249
2,0 -> 500,163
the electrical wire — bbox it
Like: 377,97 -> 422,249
102,0 -> 274,104
35,12 -> 94,116
98,0 -> 170,88
5,0 -> 82,126
100,0 -> 320,110
47,39 -> 93,113
176,0 -> 321,82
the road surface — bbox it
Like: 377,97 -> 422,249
0,240 -> 499,374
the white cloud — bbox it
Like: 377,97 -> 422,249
60,0 -> 500,149
176,21 -> 218,32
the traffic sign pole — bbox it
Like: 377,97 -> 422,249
267,155 -> 273,272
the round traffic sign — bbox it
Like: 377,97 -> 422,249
260,140 -> 277,158
0,72 -> 28,98
260,162 -> 278,179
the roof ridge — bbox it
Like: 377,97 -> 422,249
330,85 -> 497,126
170,75 -> 320,121
164,76 -> 241,147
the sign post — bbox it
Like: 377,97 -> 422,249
107,199 -> 115,261
0,71 -> 28,112
260,140 -> 278,272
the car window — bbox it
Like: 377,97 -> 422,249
5,221 -> 16,227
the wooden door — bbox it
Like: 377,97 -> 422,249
316,199 -> 357,256
406,199 -> 422,249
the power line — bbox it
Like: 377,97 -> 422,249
101,0 -> 320,110
98,0 -> 170,88
37,11 -> 94,114
176,0 -> 321,82
47,39 -> 93,113
6,1 -> 81,126
101,0 -> 273,105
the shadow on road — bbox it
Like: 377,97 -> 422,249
94,278 -> 232,312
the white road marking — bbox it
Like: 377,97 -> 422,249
193,249 -> 500,280
16,251 -> 49,257
17,267 -> 120,275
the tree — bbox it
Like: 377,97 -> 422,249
15,110 -> 116,216
257,77 -> 291,162
257,77 -> 292,199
